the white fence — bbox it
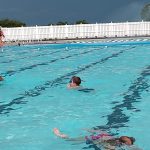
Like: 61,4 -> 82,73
3,21 -> 150,42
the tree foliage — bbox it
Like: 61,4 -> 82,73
0,19 -> 26,27
56,21 -> 68,25
141,4 -> 150,21
75,20 -> 88,24
48,20 -> 88,26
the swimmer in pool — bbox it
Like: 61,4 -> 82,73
0,76 -> 4,81
67,76 -> 81,89
67,76 -> 95,92
53,128 -> 137,149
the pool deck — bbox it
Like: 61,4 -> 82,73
4,36 -> 150,46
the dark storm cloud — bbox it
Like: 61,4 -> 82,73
0,0 -> 149,25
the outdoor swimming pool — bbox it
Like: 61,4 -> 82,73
0,41 -> 150,150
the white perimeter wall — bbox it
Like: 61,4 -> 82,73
3,21 -> 150,42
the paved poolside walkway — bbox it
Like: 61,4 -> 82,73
3,36 -> 150,46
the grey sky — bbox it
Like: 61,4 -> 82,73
0,0 -> 149,26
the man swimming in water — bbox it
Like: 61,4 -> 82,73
67,76 -> 95,93
67,76 -> 81,88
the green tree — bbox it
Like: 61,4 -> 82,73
0,19 -> 26,27
75,20 -> 88,24
141,3 -> 150,21
56,21 -> 68,25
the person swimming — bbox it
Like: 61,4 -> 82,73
0,76 -> 4,81
67,76 -> 81,88
53,128 -> 136,149
67,76 -> 95,92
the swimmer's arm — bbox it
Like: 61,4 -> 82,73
82,128 -> 107,134
65,136 -> 85,142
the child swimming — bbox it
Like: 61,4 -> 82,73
53,128 -> 137,149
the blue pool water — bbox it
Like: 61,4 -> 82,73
0,41 -> 150,150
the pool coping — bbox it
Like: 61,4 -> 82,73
3,36 -> 150,46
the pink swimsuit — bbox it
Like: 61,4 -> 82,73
85,133 -> 111,141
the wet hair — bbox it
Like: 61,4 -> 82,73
119,136 -> 135,145
0,76 -> 4,81
71,76 -> 81,86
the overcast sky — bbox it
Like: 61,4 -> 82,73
0,0 -> 149,26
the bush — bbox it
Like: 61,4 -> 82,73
0,19 -> 26,27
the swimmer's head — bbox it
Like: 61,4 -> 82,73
119,136 -> 135,145
70,76 -> 81,85
0,76 -> 4,81
68,76 -> 81,88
